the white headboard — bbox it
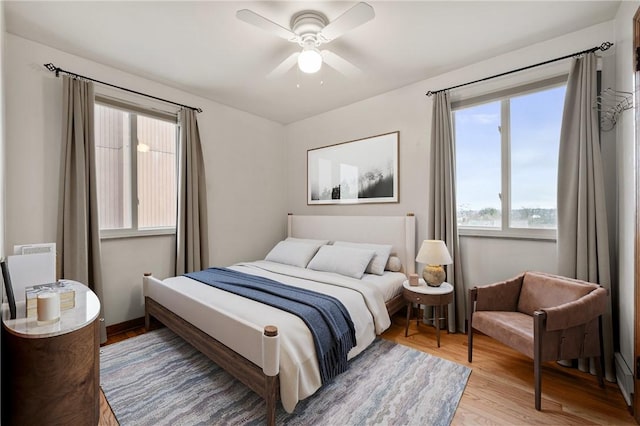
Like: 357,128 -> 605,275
287,214 -> 416,275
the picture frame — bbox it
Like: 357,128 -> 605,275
1,259 -> 17,319
307,131 -> 399,205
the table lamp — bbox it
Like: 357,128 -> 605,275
416,240 -> 453,287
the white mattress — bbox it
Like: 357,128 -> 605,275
143,260 -> 395,413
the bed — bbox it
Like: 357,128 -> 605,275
143,214 -> 416,425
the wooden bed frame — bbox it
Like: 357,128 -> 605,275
144,214 -> 416,425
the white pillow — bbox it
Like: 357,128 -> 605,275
386,255 -> 402,272
307,245 -> 376,279
333,241 -> 392,276
265,241 -> 321,268
285,237 -> 330,246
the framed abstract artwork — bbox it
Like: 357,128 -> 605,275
307,131 -> 399,205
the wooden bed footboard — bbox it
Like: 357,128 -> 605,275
144,296 -> 280,426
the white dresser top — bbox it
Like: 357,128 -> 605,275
2,280 -> 100,339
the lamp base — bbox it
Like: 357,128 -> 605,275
422,265 -> 445,287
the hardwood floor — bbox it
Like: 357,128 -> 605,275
99,389 -> 119,426
99,315 -> 636,425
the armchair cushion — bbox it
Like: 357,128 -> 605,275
542,286 -> 607,331
517,271 -> 598,316
473,311 -> 534,358
475,274 -> 524,312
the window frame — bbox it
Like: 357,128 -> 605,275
452,75 -> 567,241
95,95 -> 179,239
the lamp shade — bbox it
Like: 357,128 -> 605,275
415,240 -> 452,265
298,46 -> 322,74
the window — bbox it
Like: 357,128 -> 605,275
94,98 -> 178,237
453,77 -> 566,238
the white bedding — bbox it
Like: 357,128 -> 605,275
361,270 -> 407,301
143,260 -> 397,413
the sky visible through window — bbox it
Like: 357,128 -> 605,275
455,85 -> 566,229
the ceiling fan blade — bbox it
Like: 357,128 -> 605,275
319,2 -> 375,42
236,9 -> 298,42
321,50 -> 362,77
267,52 -> 300,79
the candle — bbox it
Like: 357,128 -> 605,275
409,273 -> 419,286
37,292 -> 60,323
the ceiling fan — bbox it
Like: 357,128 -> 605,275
236,2 -> 375,78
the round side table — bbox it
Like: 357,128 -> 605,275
2,281 -> 101,425
403,279 -> 454,347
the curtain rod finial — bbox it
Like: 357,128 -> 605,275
600,41 -> 613,52
426,91 -> 434,97
44,63 -> 59,77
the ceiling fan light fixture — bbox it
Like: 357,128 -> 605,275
237,3 -> 374,78
298,46 -> 322,74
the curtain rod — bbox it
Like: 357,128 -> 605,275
44,63 -> 203,113
426,41 -> 614,97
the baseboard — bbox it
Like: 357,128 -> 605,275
106,317 -> 145,337
615,352 -> 633,406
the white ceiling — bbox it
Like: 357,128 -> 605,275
5,1 -> 621,124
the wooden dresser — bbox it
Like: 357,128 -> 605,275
1,281 -> 101,425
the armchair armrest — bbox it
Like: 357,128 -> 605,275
541,287 -> 608,331
474,273 -> 524,312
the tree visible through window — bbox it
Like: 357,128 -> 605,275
454,81 -> 566,236
94,101 -> 177,234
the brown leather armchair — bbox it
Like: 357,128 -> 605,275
467,271 -> 608,410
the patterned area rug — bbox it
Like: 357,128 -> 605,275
101,327 -> 471,425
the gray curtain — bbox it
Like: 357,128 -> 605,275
557,52 -> 614,381
175,108 -> 209,275
428,91 -> 465,333
56,75 -> 106,342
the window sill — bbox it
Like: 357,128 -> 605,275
458,228 -> 557,242
100,228 -> 176,240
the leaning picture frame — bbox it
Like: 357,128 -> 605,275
1,259 -> 17,319
307,131 -> 399,205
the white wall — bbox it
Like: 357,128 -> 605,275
613,0 -> 639,401
4,34 -> 288,326
285,22 -> 614,296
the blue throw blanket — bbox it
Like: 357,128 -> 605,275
185,267 -> 356,384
